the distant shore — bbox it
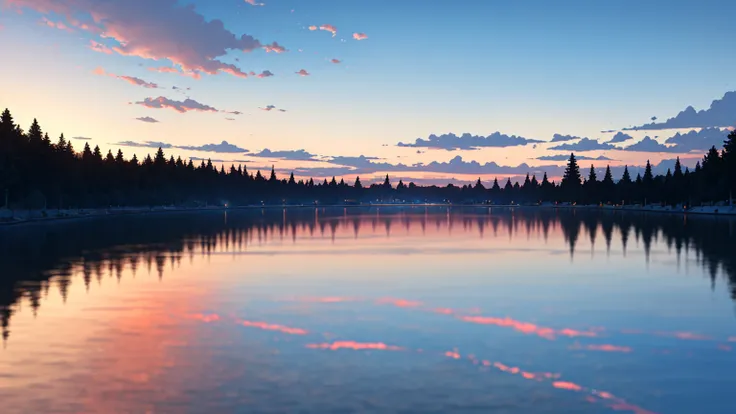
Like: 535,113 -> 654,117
1,202 -> 735,228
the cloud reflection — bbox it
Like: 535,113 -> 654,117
571,343 -> 633,353
238,320 -> 308,335
376,298 -> 423,308
306,341 -> 402,351
459,315 -> 597,340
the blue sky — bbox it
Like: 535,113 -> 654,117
0,0 -> 735,182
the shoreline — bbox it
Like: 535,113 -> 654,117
1,203 -> 735,228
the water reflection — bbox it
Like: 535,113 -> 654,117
2,207 -> 735,345
1,207 -> 736,413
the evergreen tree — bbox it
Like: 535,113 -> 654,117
475,178 -> 485,190
27,119 -> 43,143
561,154 -> 582,188
561,154 -> 581,202
92,145 -> 103,162
673,157 -> 683,179
602,165 -> 614,186
621,166 -> 632,184
269,166 -> 277,182
491,178 -> 500,191
354,176 -> 362,189
643,160 -> 654,185
56,134 -> 67,152
504,178 -> 513,191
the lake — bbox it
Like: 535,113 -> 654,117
1,207 -> 735,414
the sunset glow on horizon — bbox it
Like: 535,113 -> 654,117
1,0 -> 735,184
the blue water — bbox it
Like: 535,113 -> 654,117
1,207 -> 734,413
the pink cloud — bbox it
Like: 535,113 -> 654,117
93,67 -> 159,88
219,66 -> 249,78
306,341 -> 402,351
656,331 -> 712,341
261,105 -> 276,111
460,315 -> 597,340
571,343 -> 632,353
256,70 -> 274,78
244,0 -> 264,5
263,42 -> 287,53
319,24 -> 337,36
188,313 -> 221,323
330,58 -> 341,64
149,66 -> 179,74
444,350 -> 461,359
240,320 -> 307,335
41,17 -> 73,32
118,75 -> 159,88
8,0 -> 279,79
553,381 -> 583,391
308,25 -> 318,31
88,40 -> 113,54
353,32 -> 368,40
376,298 -> 422,308
136,96 -> 219,113
295,69 -> 310,76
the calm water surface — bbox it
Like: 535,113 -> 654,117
1,207 -> 736,414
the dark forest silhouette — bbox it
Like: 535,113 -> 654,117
1,108 -> 735,209
1,207 -> 735,346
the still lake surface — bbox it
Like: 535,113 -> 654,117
1,207 -> 736,414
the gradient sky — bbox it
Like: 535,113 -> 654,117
1,0 -> 735,183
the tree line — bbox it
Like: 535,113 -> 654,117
1,107 -> 735,209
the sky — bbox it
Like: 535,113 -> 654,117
1,0 -> 735,184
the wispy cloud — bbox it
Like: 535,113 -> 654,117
149,66 -> 179,75
93,67 -> 159,88
617,136 -> 679,153
256,70 -> 274,78
88,40 -> 113,54
330,58 -> 341,64
604,132 -> 633,144
249,149 -> 318,161
319,24 -> 337,36
40,17 -> 73,32
244,0 -> 264,6
352,32 -> 368,40
112,140 -> 246,153
548,138 -> 616,152
263,42 -> 286,53
178,141 -> 248,153
135,116 -> 159,123
536,155 -> 614,161
136,96 -> 218,113
397,132 -> 544,150
295,69 -> 310,76
72,136 -> 92,140
625,91 -> 736,130
113,140 -> 174,149
550,134 -> 580,142
662,127 -> 729,152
